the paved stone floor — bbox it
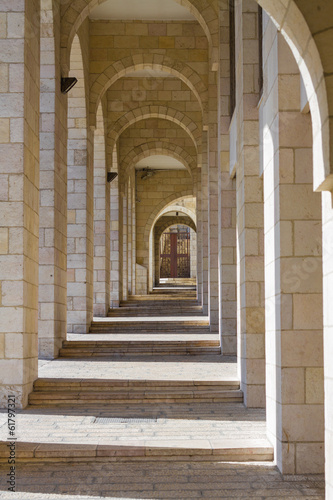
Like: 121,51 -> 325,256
0,403 -> 267,445
37,355 -> 237,381
0,462 -> 325,499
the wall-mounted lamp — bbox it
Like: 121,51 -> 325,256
61,77 -> 78,94
107,172 -> 118,183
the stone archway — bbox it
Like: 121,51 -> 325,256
89,58 -> 208,127
60,0 -> 218,73
153,216 -> 197,286
108,106 -> 202,154
121,142 -> 196,183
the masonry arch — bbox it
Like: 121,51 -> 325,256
89,59 -> 208,127
143,192 -> 195,290
60,0 -> 217,74
108,106 -> 202,153
256,0 -> 329,191
158,205 -> 197,225
121,142 -> 197,183
154,217 -> 197,286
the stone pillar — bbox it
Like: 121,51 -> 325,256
39,0 -> 67,358
93,103 -> 110,317
196,170 -> 202,302
127,180 -> 132,295
208,91 -> 220,332
235,0 -> 265,406
262,21 -> 324,473
67,32 -> 94,333
220,0 -> 237,354
110,146 -> 120,307
131,178 -> 136,294
322,191 -> 333,497
190,228 -> 197,279
0,0 -> 40,407
121,186 -> 128,301
201,131 -> 209,314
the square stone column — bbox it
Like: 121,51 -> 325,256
201,131 -> 209,314
39,0 -> 67,358
93,102 -> 110,317
322,191 -> 333,497
234,0 -> 265,406
262,20 -> 324,474
67,31 -> 94,334
0,1 -> 40,407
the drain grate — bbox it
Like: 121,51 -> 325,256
93,417 -> 157,424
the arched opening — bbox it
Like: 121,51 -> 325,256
157,222 -> 197,289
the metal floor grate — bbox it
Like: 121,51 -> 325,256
93,417 -> 157,424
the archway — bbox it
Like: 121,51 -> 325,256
154,217 -> 197,288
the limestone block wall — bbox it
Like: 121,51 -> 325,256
0,0 -> 40,407
261,18 -> 324,474
106,76 -> 203,163
89,20 -> 209,126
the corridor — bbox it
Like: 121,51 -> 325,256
0,289 -> 324,498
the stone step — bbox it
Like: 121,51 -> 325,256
0,439 -> 273,463
60,340 -> 221,356
28,392 -> 243,405
29,378 -> 242,405
32,378 -> 240,391
108,307 -> 204,317
90,320 -> 210,334
124,295 -> 197,302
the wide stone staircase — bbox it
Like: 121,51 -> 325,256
0,289 -> 273,464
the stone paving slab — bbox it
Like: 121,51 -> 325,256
36,356 -> 237,381
0,403 -> 268,445
0,462 -> 325,499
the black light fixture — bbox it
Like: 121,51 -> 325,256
61,77 -> 78,94
107,172 -> 118,183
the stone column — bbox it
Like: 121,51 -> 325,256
0,0 -> 40,407
39,0 -> 67,358
201,131 -> 209,314
93,103 -> 110,317
235,0 -> 265,406
262,21 -> 324,473
190,228 -> 197,279
67,32 -> 94,333
196,170 -> 202,302
127,181 -> 132,295
110,146 -> 120,307
219,0 -> 237,354
322,192 -> 333,497
121,186 -> 128,301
